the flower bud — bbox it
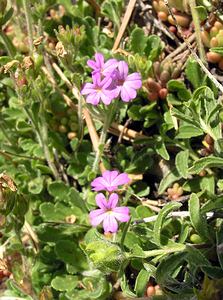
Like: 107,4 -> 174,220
158,11 -> 168,21
147,78 -> 161,92
210,26 -> 219,38
160,70 -> 170,85
168,14 -> 190,27
210,37 -> 218,47
214,21 -> 223,30
159,88 -> 168,100
206,51 -> 222,63
201,30 -> 210,48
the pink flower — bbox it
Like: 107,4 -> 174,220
87,53 -> 118,77
113,61 -> 142,102
81,73 -> 116,105
91,170 -> 130,192
89,193 -> 130,233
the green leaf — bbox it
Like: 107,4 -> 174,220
28,177 -> 44,194
202,196 -> 223,213
51,275 -> 78,292
145,35 -> 164,61
185,58 -> 204,89
216,223 -> 223,270
129,27 -> 147,55
55,240 -> 86,270
156,252 -> 186,287
155,138 -> 170,160
210,47 -> 223,55
167,80 -> 191,101
189,156 -> 223,174
158,168 -> 181,194
0,7 -> 13,26
153,202 -> 182,246
189,193 -> 211,242
175,124 -> 203,138
195,6 -> 208,22
134,269 -> 150,296
175,150 -> 189,179
47,181 -> 70,200
101,0 -> 123,29
186,245 -> 210,267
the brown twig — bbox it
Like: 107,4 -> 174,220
111,123 -> 147,140
117,118 -> 132,144
112,0 -> 137,51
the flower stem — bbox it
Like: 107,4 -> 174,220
22,0 -> 33,54
92,101 -> 118,173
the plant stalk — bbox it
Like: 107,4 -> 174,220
92,101 -> 118,173
189,0 -> 206,63
0,31 -> 16,57
22,0 -> 33,54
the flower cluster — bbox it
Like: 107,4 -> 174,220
81,53 -> 142,106
89,170 -> 131,233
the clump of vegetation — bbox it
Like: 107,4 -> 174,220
1,0 -> 223,299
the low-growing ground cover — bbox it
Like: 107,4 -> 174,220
1,0 -> 223,299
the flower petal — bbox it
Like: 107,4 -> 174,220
86,93 -> 100,105
120,86 -> 136,102
103,59 -> 118,75
118,61 -> 129,79
87,59 -> 97,70
101,76 -> 112,89
92,72 -> 101,86
112,172 -> 130,187
103,214 -> 118,233
113,207 -> 130,222
95,53 -> 104,68
102,170 -> 118,185
89,209 -> 106,226
81,82 -> 94,95
96,193 -> 108,209
91,176 -> 109,191
125,73 -> 142,89
100,92 -> 113,105
107,193 -> 119,209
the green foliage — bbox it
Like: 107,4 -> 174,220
0,1 -> 223,300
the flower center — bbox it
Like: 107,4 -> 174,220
116,79 -> 124,86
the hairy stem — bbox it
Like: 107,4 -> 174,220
92,101 -> 118,173
189,0 -> 206,63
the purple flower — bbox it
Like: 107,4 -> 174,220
89,193 -> 130,233
113,61 -> 142,102
87,53 -> 118,77
91,170 -> 130,192
81,73 -> 115,105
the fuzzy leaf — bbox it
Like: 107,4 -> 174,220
175,150 -> 189,179
189,193 -> 211,242
153,202 -> 182,246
